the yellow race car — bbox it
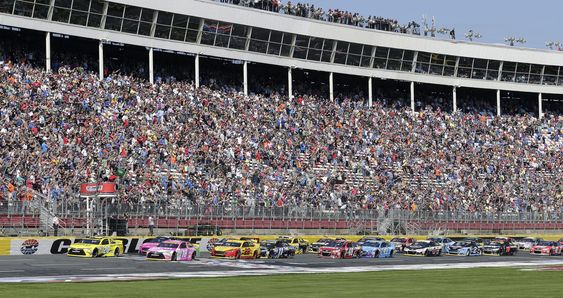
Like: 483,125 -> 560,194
210,239 -> 261,259
67,237 -> 124,258
277,236 -> 310,254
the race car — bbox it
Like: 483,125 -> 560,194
403,240 -> 442,256
139,236 -> 176,255
206,237 -> 236,252
318,240 -> 360,259
358,240 -> 395,258
559,238 -> 563,246
277,236 -> 309,254
530,241 -> 562,256
482,238 -> 518,256
427,237 -> 455,248
516,237 -> 543,250
146,240 -> 198,261
390,237 -> 416,252
267,241 -> 296,259
67,237 -> 124,258
445,241 -> 482,256
308,237 -> 343,253
210,239 -> 261,259
260,240 -> 277,258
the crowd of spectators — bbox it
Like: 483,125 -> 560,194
0,45 -> 561,218
214,0 -> 417,34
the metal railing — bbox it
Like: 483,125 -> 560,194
1,197 -> 562,236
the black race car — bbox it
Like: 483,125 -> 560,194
482,238 -> 518,256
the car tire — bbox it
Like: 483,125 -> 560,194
389,250 -> 394,258
374,250 -> 380,258
171,253 -> 177,261
114,248 -> 120,257
424,250 -> 430,257
92,249 -> 98,258
466,250 -> 470,257
253,251 -> 258,259
236,251 -> 241,259
437,250 -> 442,256
191,252 -> 196,260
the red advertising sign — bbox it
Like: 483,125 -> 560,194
79,182 -> 117,197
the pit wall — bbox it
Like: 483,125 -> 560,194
2,234 -> 563,256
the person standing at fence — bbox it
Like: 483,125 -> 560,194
52,215 -> 60,236
148,216 -> 155,236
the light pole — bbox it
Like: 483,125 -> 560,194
465,30 -> 482,42
505,36 -> 526,47
546,41 -> 562,50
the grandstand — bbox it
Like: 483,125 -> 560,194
0,0 -> 561,237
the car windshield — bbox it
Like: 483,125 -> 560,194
413,242 -> 430,247
223,242 -> 242,247
391,238 -> 405,243
362,241 -> 380,247
537,241 -> 554,246
316,238 -> 332,243
454,241 -> 471,247
327,241 -> 346,247
158,243 -> 179,248
77,239 -> 100,245
146,237 -> 168,243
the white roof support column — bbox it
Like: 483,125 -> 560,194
243,60 -> 248,96
410,81 -> 415,112
538,93 -> 543,119
195,53 -> 200,88
452,86 -> 457,113
288,67 -> 293,99
329,72 -> 334,101
368,76 -> 373,107
98,40 -> 104,81
148,47 -> 154,84
496,89 -> 501,116
45,32 -> 51,73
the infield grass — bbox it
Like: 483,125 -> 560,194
2,267 -> 562,298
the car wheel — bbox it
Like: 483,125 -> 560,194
466,250 -> 470,257
389,250 -> 394,258
92,249 -> 98,258
171,252 -> 177,261
236,251 -> 241,259
191,252 -> 197,260
253,251 -> 258,259
114,248 -> 120,257
437,249 -> 442,256
374,250 -> 380,258
424,250 -> 430,257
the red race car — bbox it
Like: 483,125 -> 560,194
318,240 -> 360,259
530,241 -> 562,256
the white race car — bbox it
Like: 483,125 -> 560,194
516,237 -> 543,250
404,240 -> 442,257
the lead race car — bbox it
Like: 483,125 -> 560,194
403,240 -> 442,257
146,240 -> 198,261
67,237 -> 124,258
444,240 -> 482,256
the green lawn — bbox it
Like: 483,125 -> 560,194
2,268 -> 562,298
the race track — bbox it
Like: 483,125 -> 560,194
1,252 -> 563,283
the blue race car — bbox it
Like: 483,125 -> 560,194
358,240 -> 395,258
445,240 -> 482,256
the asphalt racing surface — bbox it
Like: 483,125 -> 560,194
2,252 -> 563,282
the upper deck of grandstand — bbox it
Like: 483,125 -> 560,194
1,0 -> 563,100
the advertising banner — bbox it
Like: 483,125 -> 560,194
79,182 -> 117,197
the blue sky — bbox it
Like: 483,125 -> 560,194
305,0 -> 558,49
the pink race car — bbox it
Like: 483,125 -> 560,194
146,240 -> 197,261
139,237 -> 176,255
